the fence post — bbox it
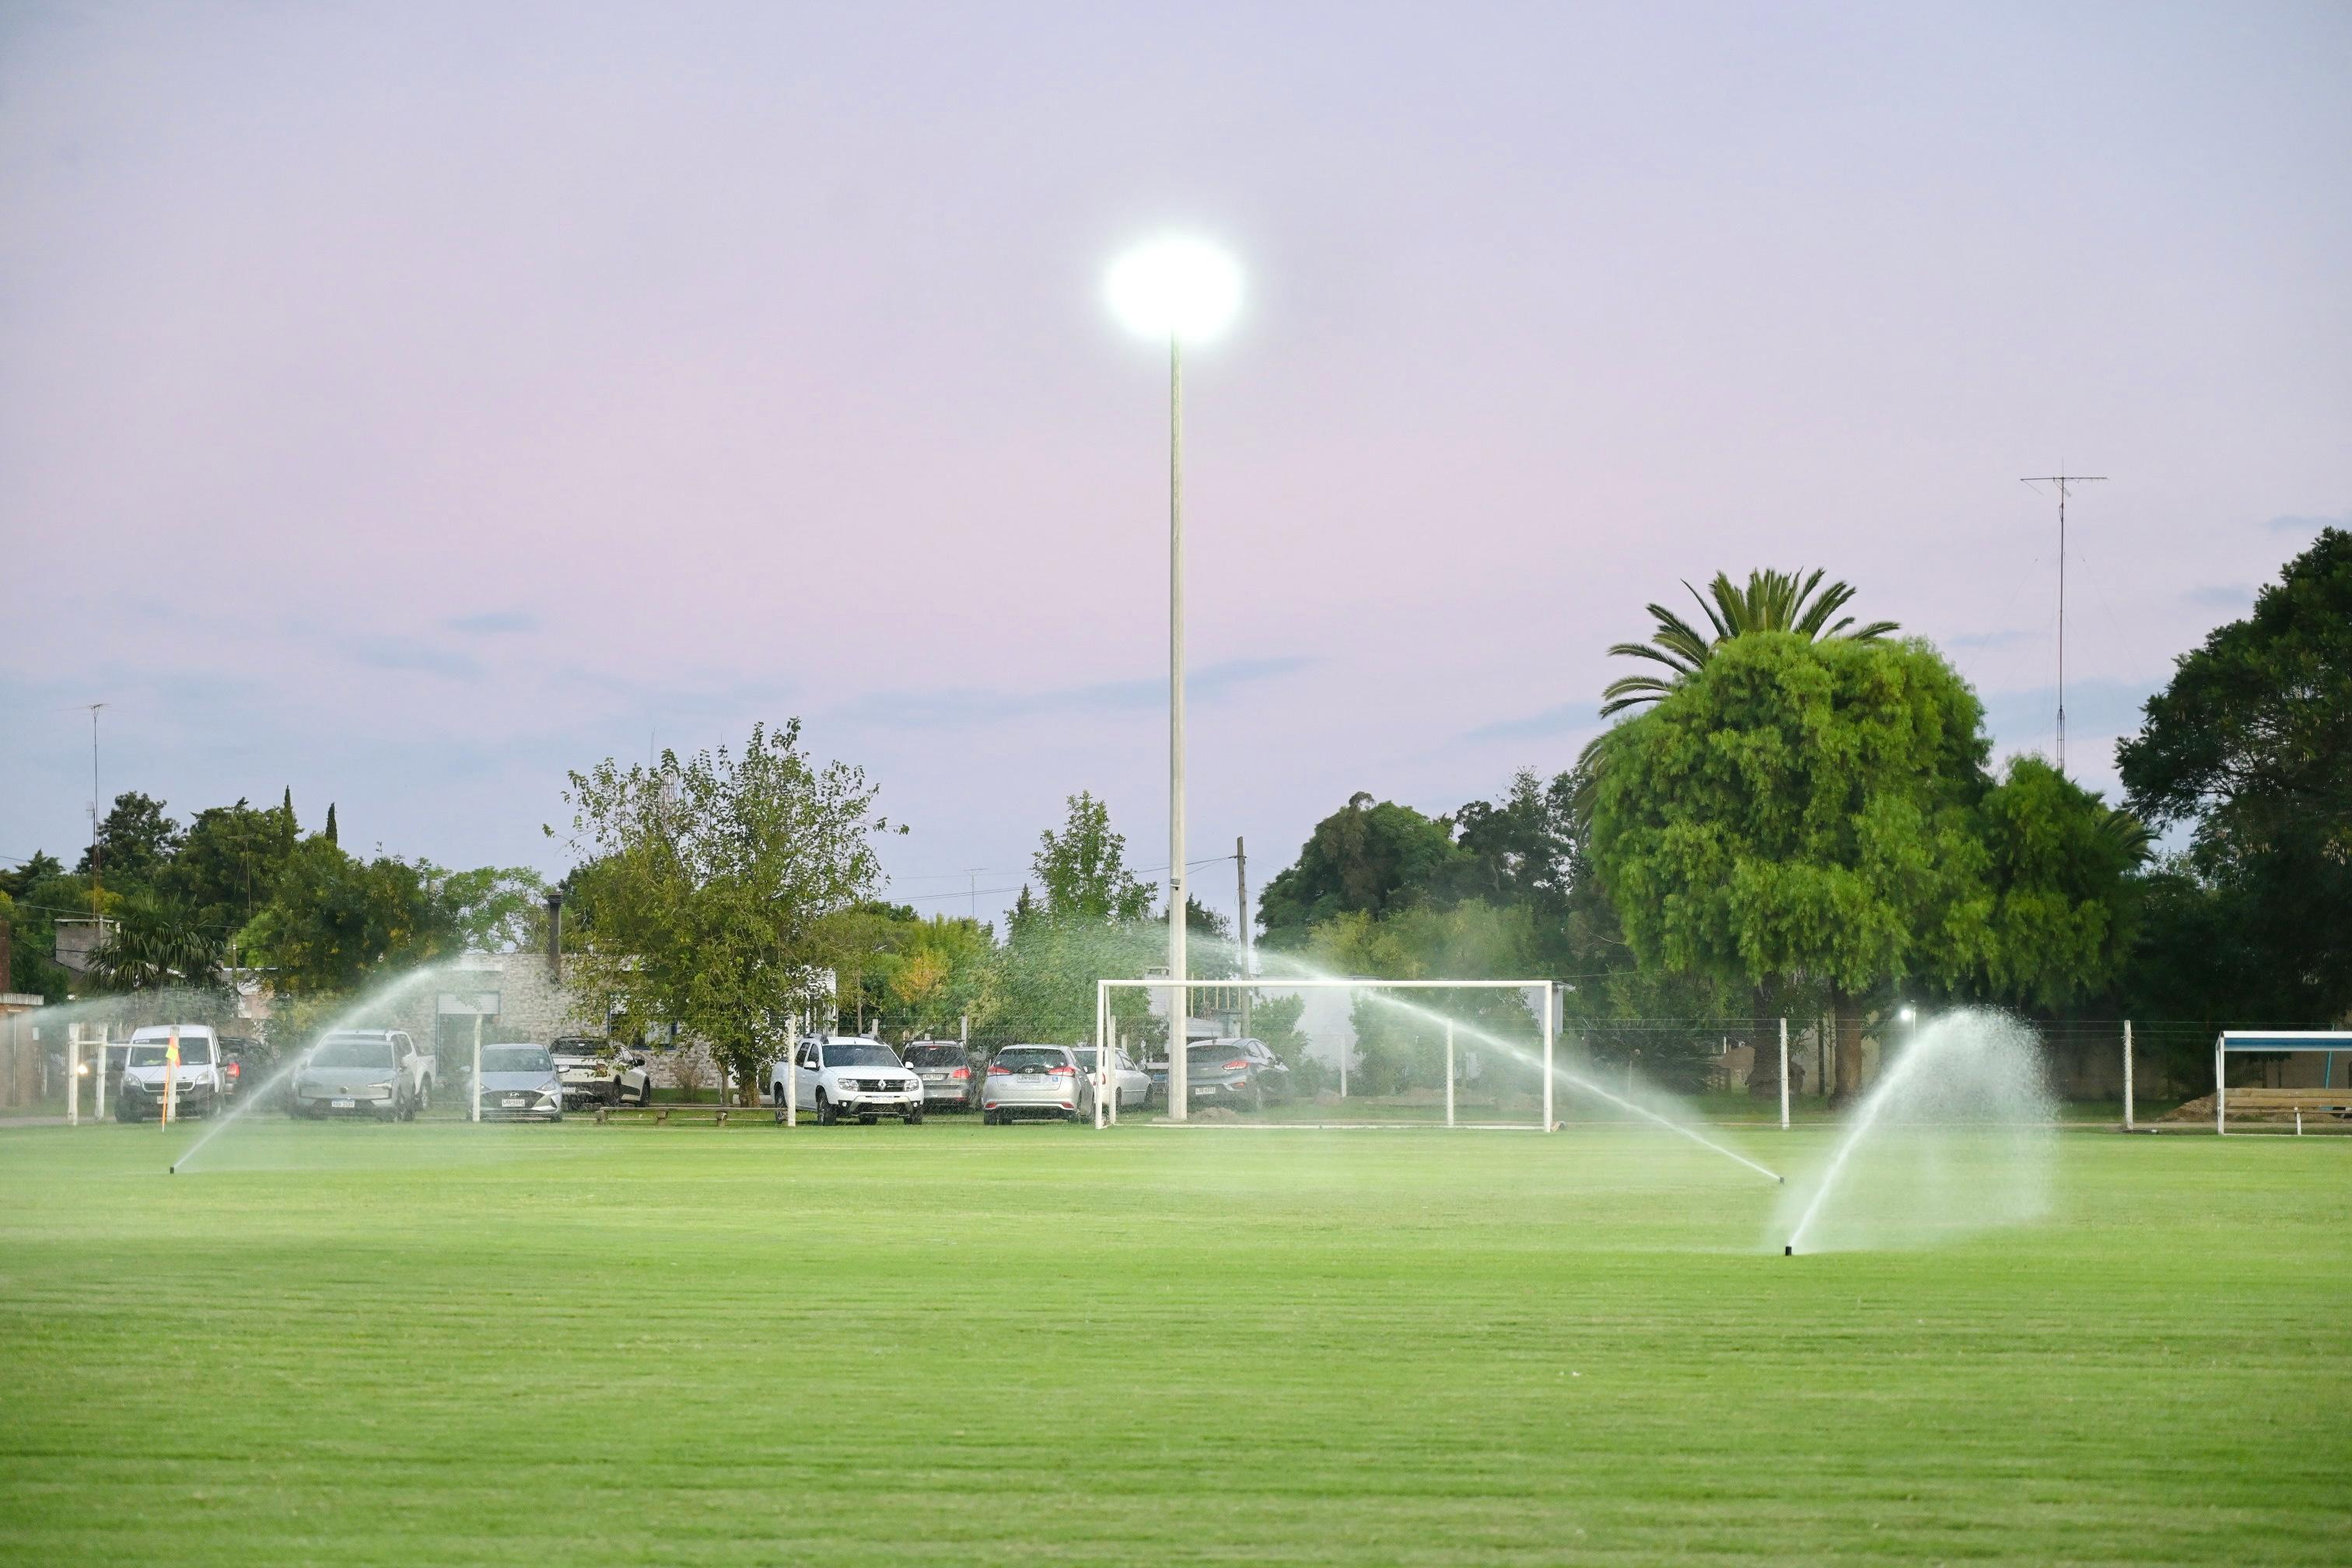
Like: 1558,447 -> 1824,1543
1778,1017 -> 1790,1131
1542,983 -> 1556,1132
786,1011 -> 799,1128
471,1015 -> 482,1124
2122,1020 -> 2134,1132
93,1026 -> 107,1121
1445,1020 -> 1455,1129
67,1033 -> 79,1126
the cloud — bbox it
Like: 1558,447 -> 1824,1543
2263,509 -> 2349,534
345,636 -> 482,680
2182,583 -> 2252,610
1947,628 -> 2030,651
444,609 -> 540,635
838,656 -> 1314,731
1462,701 -> 1601,744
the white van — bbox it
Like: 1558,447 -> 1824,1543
116,1024 -> 225,1122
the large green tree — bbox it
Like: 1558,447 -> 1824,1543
2118,527 -> 2352,1022
1258,793 -> 1467,949
558,721 -> 892,1101
1587,632 -> 1994,1096
159,795 -> 302,940
75,791 -> 184,891
1028,792 -> 1156,922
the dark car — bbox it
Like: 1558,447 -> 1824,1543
902,1041 -> 979,1111
1170,1037 -> 1292,1112
218,1035 -> 272,1100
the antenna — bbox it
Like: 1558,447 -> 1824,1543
2020,474 -> 2105,774
83,702 -> 106,919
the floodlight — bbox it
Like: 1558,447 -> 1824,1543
1899,1006 -> 1918,1024
1104,236 -> 1242,343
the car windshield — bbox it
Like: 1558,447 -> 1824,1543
311,1040 -> 396,1070
480,1045 -> 552,1073
1066,1048 -> 1101,1069
551,1041 -> 606,1058
128,1039 -> 212,1066
995,1048 -> 1066,1070
824,1043 -> 899,1068
903,1046 -> 967,1068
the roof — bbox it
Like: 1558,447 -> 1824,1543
2216,1031 -> 2352,1052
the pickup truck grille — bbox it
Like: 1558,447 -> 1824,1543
854,1077 -> 898,1092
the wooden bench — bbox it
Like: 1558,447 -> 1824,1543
593,1103 -> 785,1126
2221,1088 -> 2352,1113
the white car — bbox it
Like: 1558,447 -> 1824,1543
115,1024 -> 226,1122
982,1045 -> 1097,1124
771,1037 -> 923,1125
1068,1045 -> 1150,1109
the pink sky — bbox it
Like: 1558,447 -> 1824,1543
4,2 -> 2347,929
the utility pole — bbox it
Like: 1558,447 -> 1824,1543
2021,474 -> 2106,775
964,867 -> 986,924
83,702 -> 105,920
1234,835 -> 1251,1038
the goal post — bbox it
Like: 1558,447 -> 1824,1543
1094,976 -> 1557,1129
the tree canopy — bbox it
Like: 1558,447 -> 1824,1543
1257,793 -> 1467,949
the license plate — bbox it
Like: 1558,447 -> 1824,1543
922,1074 -> 945,1083
1192,1085 -> 1216,1097
502,1096 -> 525,1108
331,1098 -> 355,1109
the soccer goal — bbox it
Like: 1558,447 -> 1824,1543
2212,1031 -> 2352,1135
1092,976 -> 1557,1129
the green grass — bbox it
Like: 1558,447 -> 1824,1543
1,1117 -> 2344,1565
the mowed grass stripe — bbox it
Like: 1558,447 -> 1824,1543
1,1121 -> 2344,1564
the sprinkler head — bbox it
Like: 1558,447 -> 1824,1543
168,1165 -> 177,1176
1783,1244 -> 1793,1256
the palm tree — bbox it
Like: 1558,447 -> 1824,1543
86,898 -> 225,993
1599,568 -> 1899,717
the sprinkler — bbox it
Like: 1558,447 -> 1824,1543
168,1164 -> 177,1176
1783,1244 -> 1793,1256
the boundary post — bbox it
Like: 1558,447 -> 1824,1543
68,1034 -> 80,1126
471,1017 -> 482,1124
786,1012 -> 799,1127
2122,1020 -> 2134,1132
2214,1035 -> 2224,1136
93,1027 -> 107,1122
1542,983 -> 1555,1132
163,1027 -> 178,1128
1778,1017 -> 1790,1131
1444,1020 -> 1455,1129
1094,982 -> 1109,1131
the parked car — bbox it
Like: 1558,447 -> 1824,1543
550,1036 -> 654,1109
216,1034 -> 271,1100
474,1043 -> 565,1121
292,1030 -> 434,1121
1067,1045 -> 1150,1109
982,1045 -> 1095,1124
114,1024 -> 226,1122
1171,1037 -> 1292,1111
902,1041 -> 980,1111
772,1036 -> 923,1125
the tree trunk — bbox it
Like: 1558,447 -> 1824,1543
1833,989 -> 1865,1102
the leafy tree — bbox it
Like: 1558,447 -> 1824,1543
1258,793 -> 1467,949
240,838 -> 469,995
1599,568 -> 1899,717
557,722 -> 894,1102
1031,793 -> 1156,921
75,791 -> 184,891
1587,632 -> 1993,1097
85,895 -> 226,994
1969,757 -> 2147,1010
159,796 -> 300,939
2119,527 -> 2352,1021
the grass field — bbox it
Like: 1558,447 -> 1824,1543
2,1116 -> 2345,1565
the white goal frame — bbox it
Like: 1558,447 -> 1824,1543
2213,1031 -> 2352,1135
1094,977 -> 1556,1129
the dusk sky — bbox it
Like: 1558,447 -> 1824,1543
5,2 -> 2347,931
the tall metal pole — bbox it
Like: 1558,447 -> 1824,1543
1235,835 -> 1251,1039
1444,1020 -> 1455,1129
1542,983 -> 1556,1132
2021,475 -> 2105,775
1167,334 -> 1189,1122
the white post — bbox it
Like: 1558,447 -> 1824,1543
93,1027 -> 106,1122
1778,1017 -> 1790,1132
1444,1020 -> 1455,1129
786,1011 -> 799,1127
1095,984 -> 1108,1131
1108,1022 -> 1120,1127
2122,1020 -> 2134,1132
2214,1038 -> 2224,1136
471,1019 -> 482,1124
164,1025 -> 179,1127
1542,983 -> 1556,1132
67,1034 -> 80,1126
1166,334 -> 1189,1125
960,1013 -> 968,1045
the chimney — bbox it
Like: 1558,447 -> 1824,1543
544,891 -> 564,983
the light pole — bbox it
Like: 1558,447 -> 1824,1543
1106,236 -> 1242,1123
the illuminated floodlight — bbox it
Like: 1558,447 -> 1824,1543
1899,1006 -> 1918,1025
1104,236 -> 1242,343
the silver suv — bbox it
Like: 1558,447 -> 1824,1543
292,1030 -> 435,1121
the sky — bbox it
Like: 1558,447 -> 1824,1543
3,1 -> 2347,933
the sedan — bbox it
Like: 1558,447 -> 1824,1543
902,1041 -> 980,1111
475,1043 -> 564,1121
1067,1045 -> 1150,1109
1179,1038 -> 1293,1111
982,1045 -> 1095,1124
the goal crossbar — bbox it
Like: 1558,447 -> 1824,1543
1094,976 -> 1556,1129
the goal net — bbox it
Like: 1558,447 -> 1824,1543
1093,977 -> 1558,1129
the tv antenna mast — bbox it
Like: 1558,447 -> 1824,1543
2020,474 -> 2105,774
